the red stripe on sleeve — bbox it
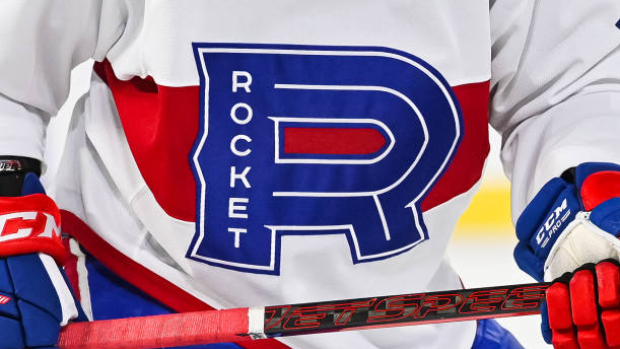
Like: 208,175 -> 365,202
421,81 -> 490,211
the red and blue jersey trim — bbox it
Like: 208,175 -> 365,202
61,210 -> 292,349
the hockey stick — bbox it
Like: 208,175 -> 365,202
58,282 -> 550,349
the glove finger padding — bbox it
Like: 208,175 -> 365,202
596,262 -> 620,347
0,253 -> 81,349
545,261 -> 620,349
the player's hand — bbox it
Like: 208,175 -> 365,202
0,173 -> 85,348
514,162 -> 620,348
543,260 -> 620,349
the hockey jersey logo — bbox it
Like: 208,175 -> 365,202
189,43 -> 462,274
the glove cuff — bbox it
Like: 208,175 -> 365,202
0,194 -> 66,265
0,156 -> 42,197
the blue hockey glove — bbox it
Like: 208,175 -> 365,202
514,162 -> 620,348
0,172 -> 85,349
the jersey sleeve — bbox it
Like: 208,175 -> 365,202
0,0 -> 129,160
490,0 -> 620,219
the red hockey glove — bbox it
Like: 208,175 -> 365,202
514,162 -> 620,348
545,260 -> 620,349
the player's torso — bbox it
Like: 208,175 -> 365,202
65,1 -> 492,348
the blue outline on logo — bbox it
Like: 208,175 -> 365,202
187,43 -> 464,275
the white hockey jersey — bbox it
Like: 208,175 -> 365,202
1,1 -> 619,349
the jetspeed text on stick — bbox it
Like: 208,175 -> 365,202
262,283 -> 548,336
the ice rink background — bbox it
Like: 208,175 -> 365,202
44,62 -> 552,348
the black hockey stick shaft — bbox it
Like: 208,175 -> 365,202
261,282 -> 550,338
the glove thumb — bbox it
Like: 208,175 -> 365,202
21,172 -> 46,196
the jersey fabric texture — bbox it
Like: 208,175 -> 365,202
1,1 -> 620,349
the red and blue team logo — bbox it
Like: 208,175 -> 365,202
189,43 -> 462,275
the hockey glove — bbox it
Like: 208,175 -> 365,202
543,260 -> 620,349
514,162 -> 620,348
0,170 -> 85,349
